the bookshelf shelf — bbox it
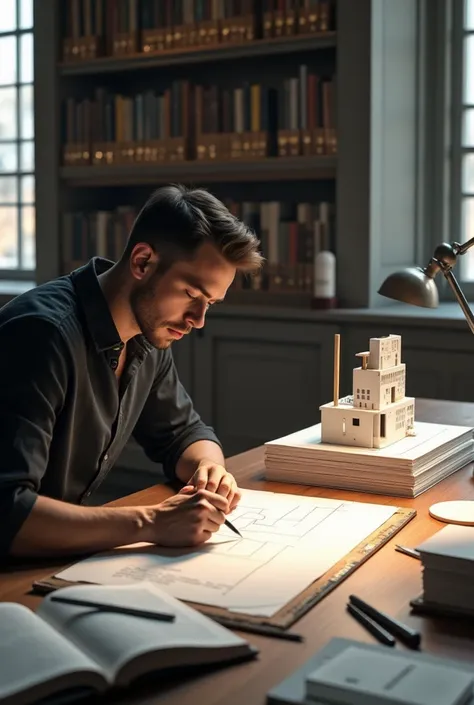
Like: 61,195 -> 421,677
59,33 -> 337,76
59,156 -> 337,187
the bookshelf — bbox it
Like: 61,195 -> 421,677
35,0 -> 421,311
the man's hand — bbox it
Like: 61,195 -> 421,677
181,460 -> 241,512
145,488 -> 229,547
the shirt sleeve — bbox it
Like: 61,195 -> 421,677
0,316 -> 69,556
132,348 -> 222,481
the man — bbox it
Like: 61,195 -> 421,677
0,184 -> 263,559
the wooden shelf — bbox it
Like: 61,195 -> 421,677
59,155 -> 337,186
58,33 -> 336,76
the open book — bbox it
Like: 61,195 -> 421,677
0,582 -> 257,705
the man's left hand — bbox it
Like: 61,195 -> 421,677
180,460 -> 241,513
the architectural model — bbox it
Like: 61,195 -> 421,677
319,334 -> 415,449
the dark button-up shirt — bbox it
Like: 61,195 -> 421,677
0,257 -> 221,556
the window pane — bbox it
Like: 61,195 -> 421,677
461,198 -> 474,281
0,175 -> 17,203
0,206 -> 18,268
465,36 -> 474,104
463,153 -> 474,192
20,205 -> 34,269
0,36 -> 16,86
0,87 -> 17,139
0,1 -> 16,34
467,0 -> 474,30
20,139 -> 33,171
20,84 -> 33,139
20,33 -> 33,84
20,174 -> 33,202
20,0 -> 33,29
0,142 -> 17,171
463,109 -> 474,145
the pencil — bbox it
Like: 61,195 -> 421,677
225,518 -> 242,538
49,595 -> 176,621
395,544 -> 420,560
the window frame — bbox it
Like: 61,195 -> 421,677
432,0 -> 474,300
0,0 -> 34,279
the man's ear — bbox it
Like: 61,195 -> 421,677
129,243 -> 158,281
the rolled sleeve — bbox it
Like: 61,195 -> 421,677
132,348 -> 222,480
0,317 -> 69,556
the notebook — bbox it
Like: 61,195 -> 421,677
267,638 -> 474,705
0,582 -> 258,705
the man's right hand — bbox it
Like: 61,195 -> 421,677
143,488 -> 229,547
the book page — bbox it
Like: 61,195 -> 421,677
37,583 -> 250,686
0,602 -> 106,704
55,489 -> 397,617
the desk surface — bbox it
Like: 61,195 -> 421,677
2,398 -> 474,705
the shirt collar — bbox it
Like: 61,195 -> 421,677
71,257 -> 125,353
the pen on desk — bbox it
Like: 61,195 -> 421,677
347,602 -> 396,647
349,594 -> 421,649
395,544 -> 420,560
224,518 -> 242,538
49,595 -> 176,622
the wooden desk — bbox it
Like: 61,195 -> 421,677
2,398 -> 474,704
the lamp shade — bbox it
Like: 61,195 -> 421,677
378,267 -> 439,308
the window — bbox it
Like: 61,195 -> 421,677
450,0 -> 474,283
0,0 -> 34,276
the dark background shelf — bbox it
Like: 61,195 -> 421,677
59,156 -> 337,186
59,33 -> 337,76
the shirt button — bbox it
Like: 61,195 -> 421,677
104,454 -> 109,462
111,359 -> 118,369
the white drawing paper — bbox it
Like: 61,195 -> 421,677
55,489 -> 397,617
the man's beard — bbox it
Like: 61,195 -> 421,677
129,282 -> 189,350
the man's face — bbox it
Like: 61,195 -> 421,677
129,242 -> 236,349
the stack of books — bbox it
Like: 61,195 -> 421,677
415,524 -> 474,617
264,421 -> 474,497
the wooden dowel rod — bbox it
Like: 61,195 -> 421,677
333,333 -> 340,406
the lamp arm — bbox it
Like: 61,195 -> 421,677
443,269 -> 474,335
455,236 -> 474,256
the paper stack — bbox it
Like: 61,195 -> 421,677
416,524 -> 474,616
263,421 -> 474,497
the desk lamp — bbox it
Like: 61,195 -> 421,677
378,237 -> 474,526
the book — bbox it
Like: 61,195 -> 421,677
411,524 -> 474,617
0,582 -> 257,705
266,638 -> 474,705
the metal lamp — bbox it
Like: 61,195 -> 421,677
378,237 -> 474,526
378,237 -> 474,334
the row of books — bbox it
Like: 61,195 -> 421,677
62,0 -> 336,61
62,71 -> 336,165
61,199 -> 335,295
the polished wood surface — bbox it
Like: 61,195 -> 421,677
2,398 -> 474,704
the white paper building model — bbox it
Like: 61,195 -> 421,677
319,334 -> 415,449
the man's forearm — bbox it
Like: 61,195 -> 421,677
175,440 -> 225,483
9,495 -> 154,558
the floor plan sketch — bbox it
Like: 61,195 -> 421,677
55,489 -> 397,617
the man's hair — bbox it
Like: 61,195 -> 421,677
122,184 -> 264,274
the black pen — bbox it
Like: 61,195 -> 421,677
349,595 -> 421,649
49,595 -> 176,621
347,602 -> 396,647
224,518 -> 242,538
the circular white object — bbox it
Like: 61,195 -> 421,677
429,500 -> 474,526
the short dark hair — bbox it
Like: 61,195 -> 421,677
122,184 -> 264,273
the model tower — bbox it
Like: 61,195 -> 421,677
319,334 -> 415,448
